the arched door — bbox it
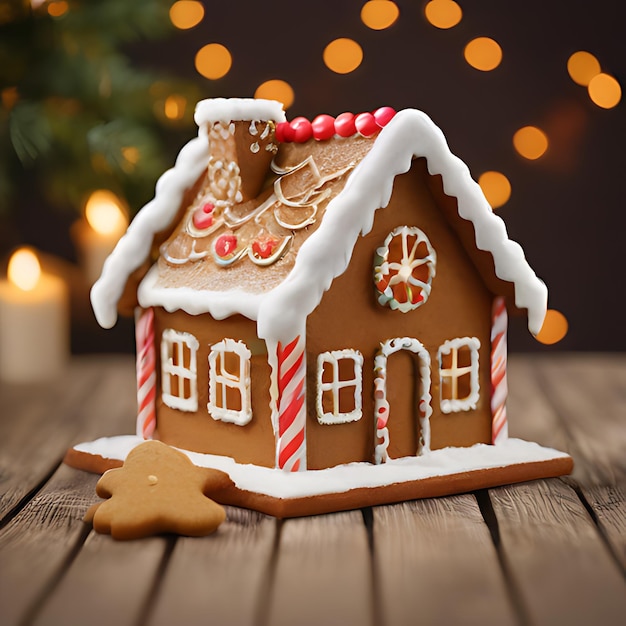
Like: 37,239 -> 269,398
374,337 -> 432,463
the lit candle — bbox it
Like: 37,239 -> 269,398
0,248 -> 69,383
72,190 -> 128,285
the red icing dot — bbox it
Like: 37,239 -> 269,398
252,235 -> 279,259
291,117 -> 313,142
275,121 -> 294,142
373,106 -> 396,127
334,112 -> 356,137
355,112 -> 379,137
215,234 -> 238,258
311,114 -> 335,140
192,202 -> 214,230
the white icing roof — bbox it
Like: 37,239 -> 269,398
91,103 -> 548,340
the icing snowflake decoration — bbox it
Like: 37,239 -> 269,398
374,226 -> 437,312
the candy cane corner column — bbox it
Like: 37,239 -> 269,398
490,296 -> 508,444
275,333 -> 307,471
135,307 -> 157,439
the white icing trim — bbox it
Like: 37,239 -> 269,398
374,337 -> 432,463
160,329 -> 199,412
194,98 -> 286,126
374,225 -> 437,312
316,349 -> 364,424
438,337 -> 481,413
92,106 -> 547,338
207,338 -> 252,426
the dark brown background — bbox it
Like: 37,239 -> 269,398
3,0 -> 625,352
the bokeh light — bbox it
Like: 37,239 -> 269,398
195,43 -> 232,80
513,126 -> 549,160
567,51 -> 601,86
424,0 -> 462,29
588,73 -> 622,109
361,1 -> 400,30
8,248 -> 40,292
478,171 -> 511,209
323,38 -> 363,74
47,1 -> 68,17
169,1 -> 205,30
464,37 -> 502,71
164,94 -> 187,120
255,80 -> 295,110
535,309 -> 569,345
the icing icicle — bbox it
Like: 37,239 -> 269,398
135,307 -> 157,439
491,297 -> 509,444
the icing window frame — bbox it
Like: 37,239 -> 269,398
438,337 -> 481,413
208,338 -> 252,426
316,349 -> 364,425
161,329 -> 199,412
374,225 -> 437,313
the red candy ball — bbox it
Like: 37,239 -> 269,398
275,122 -> 294,142
291,117 -> 313,142
355,112 -> 379,137
311,114 -> 335,140
334,112 -> 357,137
373,106 -> 396,127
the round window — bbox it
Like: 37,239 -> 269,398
374,226 -> 437,312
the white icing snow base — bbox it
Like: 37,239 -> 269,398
73,436 -> 569,500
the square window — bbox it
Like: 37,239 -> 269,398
438,338 -> 480,413
316,350 -> 363,424
161,329 -> 199,412
208,339 -> 252,426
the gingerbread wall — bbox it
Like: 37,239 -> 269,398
305,158 -> 494,470
153,308 -> 277,467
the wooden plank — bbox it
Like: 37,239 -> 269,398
373,494 -> 517,626
0,465 -> 98,626
0,355 -> 135,523
579,483 -> 626,572
0,356 -> 137,625
489,478 -> 626,626
533,354 -> 626,486
148,507 -> 277,626
33,532 -> 169,626
266,510 -> 373,626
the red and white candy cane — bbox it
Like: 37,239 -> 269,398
490,297 -> 508,444
135,307 -> 157,439
276,335 -> 307,471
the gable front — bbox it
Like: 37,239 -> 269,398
305,159 -> 494,469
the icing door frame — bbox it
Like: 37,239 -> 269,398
374,337 -> 433,463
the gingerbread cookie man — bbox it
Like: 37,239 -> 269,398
86,440 -> 232,540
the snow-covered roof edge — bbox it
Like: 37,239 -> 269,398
256,109 -> 547,341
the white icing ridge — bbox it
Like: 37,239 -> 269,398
194,98 -> 286,126
73,435 -> 570,500
91,103 -> 547,338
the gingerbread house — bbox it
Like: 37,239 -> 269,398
72,98 -> 571,517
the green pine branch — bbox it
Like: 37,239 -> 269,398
0,0 -> 205,217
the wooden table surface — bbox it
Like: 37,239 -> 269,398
0,353 -> 624,626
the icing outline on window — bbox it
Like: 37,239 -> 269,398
161,328 -> 199,412
208,338 -> 252,425
374,225 -> 437,312
438,337 -> 481,413
316,349 -> 364,424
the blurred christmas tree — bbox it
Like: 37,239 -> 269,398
0,0 -> 203,220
